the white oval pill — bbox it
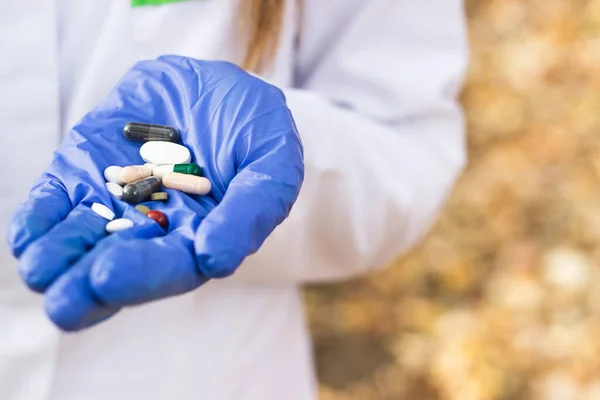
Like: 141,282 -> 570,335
91,202 -> 115,221
162,172 -> 211,195
103,166 -> 123,185
105,218 -> 134,233
106,182 -> 123,200
140,142 -> 191,165
121,165 -> 152,184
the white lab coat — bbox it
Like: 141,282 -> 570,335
0,1 -> 468,399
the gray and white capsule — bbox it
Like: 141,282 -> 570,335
122,176 -> 163,204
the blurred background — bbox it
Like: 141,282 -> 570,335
308,1 -> 600,399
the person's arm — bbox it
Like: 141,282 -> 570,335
230,0 -> 469,283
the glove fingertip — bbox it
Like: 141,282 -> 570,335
44,264 -> 121,332
195,236 -> 246,279
87,238 -> 158,305
88,257 -> 120,305
7,222 -> 28,259
7,178 -> 72,258
196,256 -> 233,279
90,234 -> 205,306
44,292 -> 79,332
44,288 -> 120,333
17,241 -> 54,291
194,183 -> 290,279
17,258 -> 47,293
6,208 -> 45,258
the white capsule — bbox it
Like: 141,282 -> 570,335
106,182 -> 123,200
91,203 -> 115,221
105,218 -> 134,233
144,163 -> 157,173
152,165 -> 175,179
103,166 -> 123,185
121,165 -> 152,184
140,141 -> 191,165
162,172 -> 211,195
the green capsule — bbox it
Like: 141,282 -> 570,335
173,164 -> 203,176
153,163 -> 203,179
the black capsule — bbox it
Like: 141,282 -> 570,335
124,122 -> 180,143
122,176 -> 163,204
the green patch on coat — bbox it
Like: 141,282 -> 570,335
132,0 -> 191,7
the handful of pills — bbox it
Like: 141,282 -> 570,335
96,122 -> 212,233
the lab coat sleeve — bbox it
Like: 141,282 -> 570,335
229,0 -> 469,284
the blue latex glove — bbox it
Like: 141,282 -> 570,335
6,56 -> 304,331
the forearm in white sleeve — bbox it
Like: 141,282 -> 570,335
230,0 -> 469,284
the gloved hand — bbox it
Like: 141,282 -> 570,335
6,55 -> 304,331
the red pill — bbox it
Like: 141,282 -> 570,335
147,210 -> 168,230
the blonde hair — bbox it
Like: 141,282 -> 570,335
240,0 -> 301,73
